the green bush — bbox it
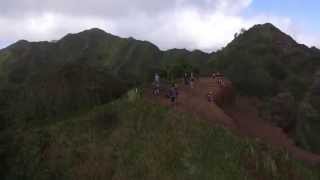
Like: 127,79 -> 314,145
295,102 -> 320,154
2,97 -> 319,180
221,56 -> 274,97
287,75 -> 308,100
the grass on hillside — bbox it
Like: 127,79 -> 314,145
3,92 -> 320,180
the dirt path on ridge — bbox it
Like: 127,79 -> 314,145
145,77 -> 320,166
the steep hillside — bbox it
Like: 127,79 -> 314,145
161,49 -> 211,75
295,70 -> 320,153
0,28 -> 210,84
212,23 -> 320,154
211,23 -> 320,97
0,28 -> 209,124
1,23 -> 320,178
2,96 -> 319,179
1,28 -> 162,83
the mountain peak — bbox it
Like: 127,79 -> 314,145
248,23 -> 287,36
59,27 -> 117,43
5,40 -> 30,50
248,23 -> 284,34
228,23 -> 299,52
81,28 -> 108,35
257,22 -> 278,29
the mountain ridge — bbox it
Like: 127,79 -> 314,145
1,22 -> 320,154
3,27 -> 210,56
3,23 -> 319,55
1,22 -> 320,179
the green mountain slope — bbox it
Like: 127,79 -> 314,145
2,96 -> 319,179
210,23 -> 320,97
1,23 -> 320,178
0,28 -> 209,123
208,23 -> 320,153
295,70 -> 320,153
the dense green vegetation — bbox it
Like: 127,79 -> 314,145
0,28 -> 210,123
207,24 -> 320,153
1,96 -> 319,179
209,23 -> 318,98
1,23 -> 320,179
294,75 -> 320,153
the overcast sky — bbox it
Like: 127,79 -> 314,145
0,0 -> 319,52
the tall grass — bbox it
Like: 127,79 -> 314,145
3,95 -> 319,180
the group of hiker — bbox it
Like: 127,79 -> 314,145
207,72 -> 226,103
153,73 -> 178,104
152,71 -> 226,105
212,72 -> 225,87
152,72 -> 197,105
184,72 -> 196,88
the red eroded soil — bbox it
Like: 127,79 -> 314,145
146,77 -> 320,166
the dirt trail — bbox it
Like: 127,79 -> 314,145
146,77 -> 320,166
148,78 -> 236,129
225,96 -> 320,165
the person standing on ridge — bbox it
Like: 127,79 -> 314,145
155,73 -> 160,84
153,73 -> 160,96
190,72 -> 195,88
184,72 -> 189,86
212,72 -> 216,79
207,91 -> 214,102
169,83 -> 178,105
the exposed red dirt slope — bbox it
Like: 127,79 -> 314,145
146,77 -> 320,166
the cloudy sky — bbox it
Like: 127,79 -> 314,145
0,0 -> 319,52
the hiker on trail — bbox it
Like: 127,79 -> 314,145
194,72 -> 199,81
207,91 -> 214,102
216,72 -> 224,78
213,72 -> 223,86
153,82 -> 160,96
153,73 -> 160,96
215,72 -> 226,87
154,73 -> 160,84
190,72 -> 195,81
211,72 -> 216,79
218,78 -> 226,88
194,69 -> 200,80
220,79 -> 226,87
184,72 -> 189,85
169,83 -> 178,104
190,72 -> 195,88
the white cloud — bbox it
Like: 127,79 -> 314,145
0,13 -> 114,43
0,0 -> 319,51
0,0 -> 252,17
